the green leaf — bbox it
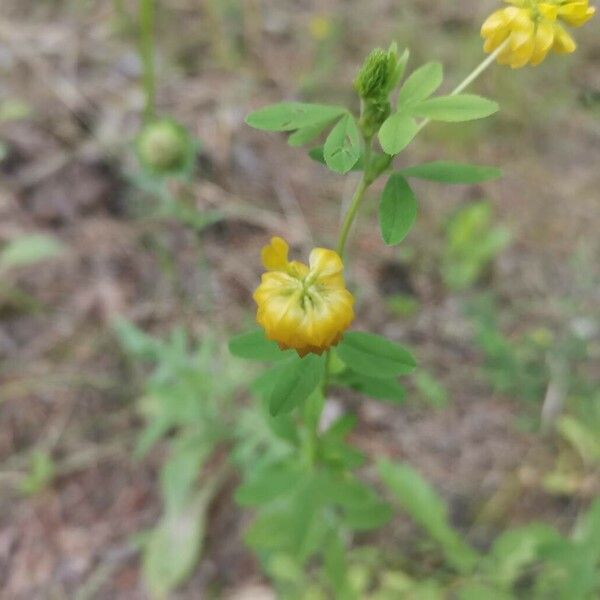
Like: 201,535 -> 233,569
337,332 -> 416,379
400,161 -> 502,184
337,370 -> 407,403
246,102 -> 346,131
557,416 -> 600,465
397,62 -> 443,107
411,94 -> 499,122
0,234 -> 64,271
288,121 -> 331,147
113,317 -> 162,361
378,112 -> 418,156
142,486 -> 213,597
392,47 -> 411,88
235,461 -> 303,506
486,524 -> 561,588
270,355 -> 324,416
323,114 -> 361,174
324,534 -> 351,598
378,460 -> 479,573
342,501 -> 393,531
160,435 -> 212,513
379,173 -> 418,246
229,329 -> 292,361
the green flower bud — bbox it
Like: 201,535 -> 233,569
136,118 -> 192,175
354,43 -> 405,101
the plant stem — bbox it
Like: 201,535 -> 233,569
415,40 -> 508,134
139,0 -> 156,121
336,140 -> 373,256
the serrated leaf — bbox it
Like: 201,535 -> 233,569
337,331 -> 416,379
0,234 -> 64,271
379,173 -> 418,246
397,62 -> 443,107
323,114 -> 361,174
378,112 -> 419,156
270,355 -> 324,416
411,94 -> 498,122
229,329 -> 292,361
400,161 -> 502,184
246,102 -> 346,131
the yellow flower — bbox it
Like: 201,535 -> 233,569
481,0 -> 595,68
254,237 -> 354,357
309,15 -> 332,41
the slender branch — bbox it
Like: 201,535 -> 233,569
336,140 -> 373,256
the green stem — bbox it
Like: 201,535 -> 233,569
336,140 -> 373,256
139,0 -> 156,121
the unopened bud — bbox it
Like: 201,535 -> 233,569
136,119 -> 191,175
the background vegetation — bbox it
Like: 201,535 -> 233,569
0,0 -> 598,597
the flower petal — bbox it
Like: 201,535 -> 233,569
261,236 -> 290,271
558,1 -> 596,27
553,24 -> 577,53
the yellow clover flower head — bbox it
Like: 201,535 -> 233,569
481,0 -> 595,68
254,237 -> 355,357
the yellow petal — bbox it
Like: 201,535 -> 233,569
261,236 -> 290,271
538,3 -> 559,21
481,9 -> 511,38
553,24 -> 577,53
308,248 -> 344,279
558,1 -> 596,26
530,20 -> 555,65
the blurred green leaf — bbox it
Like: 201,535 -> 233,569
0,98 -> 31,122
235,460 -> 303,506
0,234 -> 64,272
378,460 -> 479,573
557,416 -> 600,465
486,523 -> 560,589
18,451 -> 56,496
414,371 -> 448,409
142,486 -> 213,598
160,434 -> 212,513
